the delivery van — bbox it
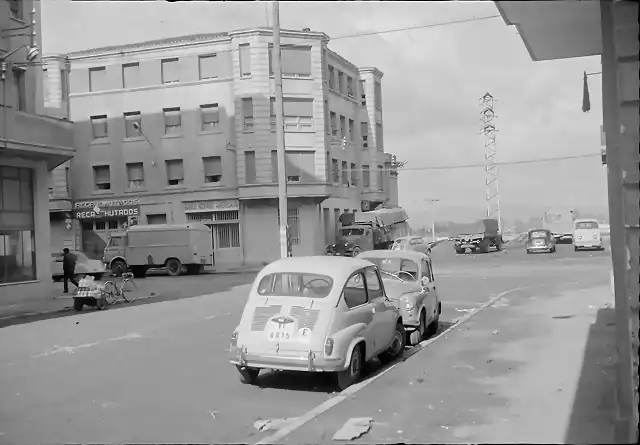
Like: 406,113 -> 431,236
103,223 -> 213,277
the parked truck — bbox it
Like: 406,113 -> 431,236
452,218 -> 503,254
103,223 -> 213,278
325,207 -> 411,257
542,209 -> 578,243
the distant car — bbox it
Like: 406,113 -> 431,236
51,251 -> 106,281
229,256 -> 406,391
525,229 -> 556,254
573,219 -> 604,251
359,250 -> 441,346
391,236 -> 432,255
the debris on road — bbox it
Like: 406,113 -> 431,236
332,417 -> 373,441
453,364 -> 475,370
492,330 -> 499,335
254,418 -> 297,432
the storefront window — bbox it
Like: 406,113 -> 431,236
0,166 -> 36,284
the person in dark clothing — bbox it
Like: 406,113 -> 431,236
62,248 -> 79,294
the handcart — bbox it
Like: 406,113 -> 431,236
73,276 -> 108,312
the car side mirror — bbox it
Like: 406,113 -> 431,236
421,276 -> 430,287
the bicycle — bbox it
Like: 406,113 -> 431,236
101,272 -> 138,306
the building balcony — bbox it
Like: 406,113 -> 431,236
239,181 -> 332,205
0,109 -> 75,170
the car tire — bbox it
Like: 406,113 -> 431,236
165,258 -> 182,277
479,240 -> 490,254
455,249 -> 465,255
379,321 -> 406,364
336,343 -> 363,391
409,311 -> 426,346
574,246 -> 579,252
236,365 -> 260,384
351,247 -> 361,258
73,299 -> 84,312
111,260 -> 127,277
426,315 -> 439,338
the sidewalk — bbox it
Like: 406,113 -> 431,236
278,283 -> 617,444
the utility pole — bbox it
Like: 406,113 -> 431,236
272,1 -> 288,259
423,198 -> 440,243
480,93 -> 501,232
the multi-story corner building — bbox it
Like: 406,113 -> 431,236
47,27 -> 398,268
0,0 -> 75,303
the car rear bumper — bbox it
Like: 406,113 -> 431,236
575,243 -> 603,249
229,346 -> 345,372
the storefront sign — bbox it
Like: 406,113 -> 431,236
183,199 -> 239,212
73,198 -> 140,220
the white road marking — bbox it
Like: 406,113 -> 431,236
33,333 -> 143,358
255,286 -> 530,445
206,312 -> 232,320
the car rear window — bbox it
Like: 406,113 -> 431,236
575,221 -> 599,230
530,231 -> 548,238
257,273 -> 334,298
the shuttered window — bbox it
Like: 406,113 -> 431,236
376,123 -> 383,150
200,103 -> 219,131
203,156 -> 222,184
199,54 -> 219,80
330,112 -> 338,137
245,151 -> 256,184
269,45 -> 311,77
283,98 -> 313,132
361,122 -> 369,147
332,158 -> 340,183
239,44 -> 251,77
126,162 -> 145,189
90,115 -> 108,139
124,111 -> 141,138
270,97 -> 277,131
374,81 -> 382,110
377,165 -> 384,191
350,162 -> 357,187
165,159 -> 184,186
93,165 -> 111,190
163,107 -> 181,135
122,62 -> 140,89
242,97 -> 254,130
89,67 -> 106,92
341,161 -> 348,185
161,58 -> 179,84
362,165 -> 370,188
285,151 -> 315,182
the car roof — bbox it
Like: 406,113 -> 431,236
574,218 -> 598,223
259,256 -> 374,281
528,228 -> 550,232
358,249 -> 429,262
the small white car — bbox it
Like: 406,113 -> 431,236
573,219 -> 604,251
229,256 -> 406,390
51,251 -> 106,281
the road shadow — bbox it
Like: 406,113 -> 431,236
247,320 -> 455,393
564,307 -> 617,444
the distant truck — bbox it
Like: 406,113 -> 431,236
452,218 -> 503,254
103,223 -> 213,278
325,207 -> 411,257
542,209 -> 578,243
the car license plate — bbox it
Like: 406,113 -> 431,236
534,240 -> 543,245
268,330 -> 292,341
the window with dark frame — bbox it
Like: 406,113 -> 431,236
13,68 -> 26,111
163,107 -> 182,135
122,62 -> 140,89
161,58 -> 180,84
242,97 -> 254,130
200,104 -> 220,131
202,156 -> 222,184
165,159 -> 184,186
239,44 -> 251,77
245,151 -> 256,184
90,115 -> 108,139
124,111 -> 141,138
93,165 -> 111,191
88,66 -> 106,92
198,54 -> 219,80
126,162 -> 145,190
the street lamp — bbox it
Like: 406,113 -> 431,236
132,121 -> 157,167
1,7 -> 39,79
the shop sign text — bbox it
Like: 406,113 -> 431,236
73,198 -> 141,220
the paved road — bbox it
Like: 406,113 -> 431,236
0,242 -> 611,443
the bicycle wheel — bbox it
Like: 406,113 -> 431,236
120,279 -> 138,303
102,282 -> 118,305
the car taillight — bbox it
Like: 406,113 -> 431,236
324,338 -> 334,356
593,235 -> 597,239
230,331 -> 238,347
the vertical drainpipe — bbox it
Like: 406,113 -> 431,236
600,1 -> 636,443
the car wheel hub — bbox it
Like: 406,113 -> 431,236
390,332 -> 402,354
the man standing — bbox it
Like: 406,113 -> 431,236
62,248 -> 78,294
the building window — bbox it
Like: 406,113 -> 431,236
60,68 -> 68,101
339,115 -> 346,140
161,58 -> 180,84
361,122 -> 369,147
271,150 -> 279,183
270,98 -> 277,131
362,164 -> 370,188
332,158 -> 340,184
200,103 -> 220,131
0,166 -> 35,284
165,159 -> 184,186
347,76 -> 354,98
376,123 -> 383,150
285,151 -> 315,183
239,44 -> 251,77
276,208 -> 301,246
93,165 -> 111,191
328,65 -> 336,90
348,119 -> 354,141
330,112 -> 338,137
90,115 -> 108,139
283,98 -> 313,132
337,71 -> 345,95
88,66 -> 106,92
163,107 -> 182,135
374,80 -> 382,110
269,45 -> 312,77
213,210 -> 241,249
202,156 -> 222,184
350,162 -> 357,187
124,111 -> 142,138
122,62 -> 140,89
199,54 -> 219,80
242,97 -> 254,130
108,220 -> 119,230
360,79 -> 366,107
126,162 -> 145,190
341,161 -> 348,186
13,68 -> 26,111
377,165 -> 384,191
8,0 -> 22,19
324,100 -> 330,135
245,151 -> 256,184
147,214 -> 167,225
